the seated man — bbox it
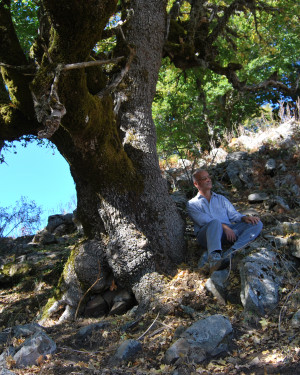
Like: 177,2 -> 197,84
187,169 -> 263,272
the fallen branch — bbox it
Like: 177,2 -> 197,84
137,312 -> 160,341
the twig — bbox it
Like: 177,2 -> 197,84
148,327 -> 167,338
75,262 -> 101,320
137,312 -> 160,341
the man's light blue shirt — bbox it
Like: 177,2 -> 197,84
187,192 -> 244,235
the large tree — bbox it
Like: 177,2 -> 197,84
0,0 -> 298,320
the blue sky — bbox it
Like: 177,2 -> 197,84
0,141 -> 76,230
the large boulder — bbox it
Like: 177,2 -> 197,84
164,315 -> 233,364
239,248 -> 281,315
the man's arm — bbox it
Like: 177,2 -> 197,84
187,201 -> 214,227
222,223 -> 236,242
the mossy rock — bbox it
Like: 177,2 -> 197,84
1,262 -> 35,283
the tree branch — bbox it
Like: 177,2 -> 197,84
209,61 -> 299,96
97,46 -> 135,99
207,0 -> 243,45
62,56 -> 125,71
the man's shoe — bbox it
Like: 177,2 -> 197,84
208,252 -> 223,273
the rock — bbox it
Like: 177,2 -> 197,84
239,249 -> 280,315
274,196 -> 290,211
226,152 -> 249,161
226,160 -> 253,189
0,331 -> 9,345
205,269 -> 230,305
265,158 -> 276,175
46,213 -> 74,233
291,238 -> 300,258
110,301 -> 129,316
0,369 -> 17,375
76,322 -> 109,344
177,159 -> 192,168
226,162 -> 244,189
164,315 -> 233,364
210,148 -> 228,164
12,323 -> 44,338
248,192 -> 269,203
0,347 -> 16,369
114,339 -> 142,362
164,337 -> 206,365
13,331 -> 56,368
1,262 -> 33,279
291,310 -> 300,328
174,173 -> 192,191
32,229 -> 57,245
277,222 -> 300,236
84,294 -> 108,317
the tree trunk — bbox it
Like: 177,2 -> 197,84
26,0 -> 185,320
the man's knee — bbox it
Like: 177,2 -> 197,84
256,220 -> 263,233
207,219 -> 222,230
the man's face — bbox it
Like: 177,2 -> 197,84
194,171 -> 212,191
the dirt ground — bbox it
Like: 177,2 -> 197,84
1,221 -> 299,375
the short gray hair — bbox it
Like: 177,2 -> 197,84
192,169 -> 207,182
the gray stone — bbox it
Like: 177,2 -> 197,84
277,222 -> 300,236
226,152 -> 248,161
0,369 -> 17,375
205,269 -> 230,305
76,322 -> 109,342
84,295 -> 108,317
182,314 -> 232,353
46,213 -> 74,233
210,148 -> 228,164
0,347 -> 16,368
226,160 -> 253,189
177,159 -> 192,168
239,249 -> 280,315
114,339 -> 142,361
291,310 -> 300,328
12,323 -> 44,338
0,331 -> 9,345
291,238 -> 300,258
13,331 -> 56,368
248,193 -> 269,203
274,196 -> 290,211
226,163 -> 243,189
164,315 -> 233,365
279,163 -> 287,172
265,158 -> 276,174
164,337 -> 206,365
32,229 -> 57,245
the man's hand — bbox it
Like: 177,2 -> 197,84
242,215 -> 260,224
222,224 -> 236,242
